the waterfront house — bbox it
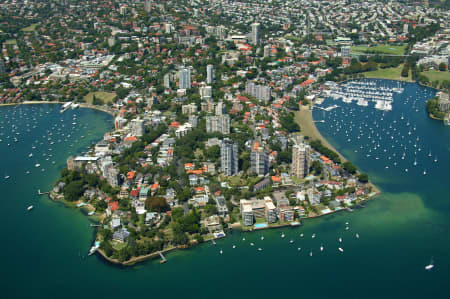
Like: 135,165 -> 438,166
113,228 -> 130,243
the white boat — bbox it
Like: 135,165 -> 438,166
261,236 -> 264,240
4,175 -> 10,179
232,245 -> 236,249
320,245 -> 324,252
88,244 -> 99,256
28,153 -> 33,158
425,257 -> 434,270
250,242 -> 254,246
309,251 -> 313,257
281,233 -> 285,238
289,240 -> 294,244
356,233 -> 360,239
345,226 -> 349,231
71,103 -> 80,109
27,205 -> 34,211
219,249 -> 223,255
212,240 -> 216,245
257,248 -> 263,251
338,247 -> 344,253
35,163 -> 40,168
60,102 -> 72,113
297,247 -> 301,251
312,233 -> 316,239
300,233 -> 304,238
339,237 -> 342,243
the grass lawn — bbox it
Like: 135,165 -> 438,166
21,23 -> 38,32
5,39 -> 16,45
83,91 -> 116,104
362,65 -> 412,82
422,70 -> 450,87
351,44 -> 407,55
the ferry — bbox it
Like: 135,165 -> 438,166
60,102 -> 72,113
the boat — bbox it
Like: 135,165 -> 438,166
28,153 -> 33,157
338,247 -> 344,253
309,251 -> 313,257
257,248 -> 263,251
232,245 -> 236,249
297,247 -> 301,251
312,233 -> 316,239
4,175 -> 10,179
320,245 -> 324,252
27,205 -> 34,211
219,249 -> 223,255
425,258 -> 434,270
356,233 -> 360,239
289,240 -> 294,244
250,242 -> 254,246
261,236 -> 264,241
300,233 -> 304,238
281,233 -> 285,238
60,102 -> 72,113
345,226 -> 349,231
88,211 -> 95,216
71,103 -> 80,109
88,243 -> 100,256
35,163 -> 40,168
338,237 -> 342,243
212,240 -> 216,245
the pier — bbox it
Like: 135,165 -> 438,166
89,224 -> 100,227
158,251 -> 167,263
37,189 -> 50,195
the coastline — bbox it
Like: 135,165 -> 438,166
294,105 -> 381,195
0,100 -> 115,116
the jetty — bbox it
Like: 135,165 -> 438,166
37,189 -> 50,195
158,251 -> 167,264
89,224 -> 100,227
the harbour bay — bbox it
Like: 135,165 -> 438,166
1,78 -> 450,299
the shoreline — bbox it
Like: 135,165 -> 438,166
0,100 -> 115,116
294,105 -> 381,195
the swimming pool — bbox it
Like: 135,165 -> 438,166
254,223 -> 268,229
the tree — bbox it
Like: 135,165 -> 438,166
358,173 -> 369,183
63,180 -> 84,201
145,197 -> 170,212
438,62 -> 446,72
342,161 -> 357,174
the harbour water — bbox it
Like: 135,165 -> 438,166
1,78 -> 449,299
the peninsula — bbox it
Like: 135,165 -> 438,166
1,0 -> 447,265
